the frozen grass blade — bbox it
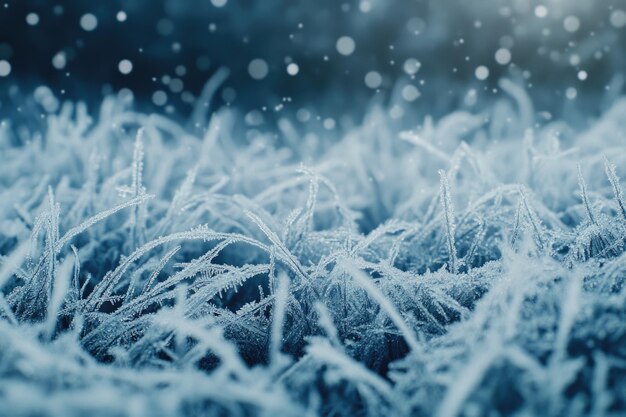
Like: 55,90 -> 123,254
577,163 -> 596,224
342,263 -> 422,353
0,240 -> 30,290
603,155 -> 626,222
270,272 -> 290,367
439,170 -> 458,274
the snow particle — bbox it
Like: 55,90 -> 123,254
563,16 -> 580,33
359,1 -> 372,13
569,54 -> 581,66
494,48 -> 511,65
0,60 -> 11,77
577,70 -> 588,81
364,71 -> 382,89
402,85 -> 420,102
169,78 -> 184,93
80,13 -> 98,31
211,0 -> 228,7
52,52 -> 67,69
610,10 -> 626,28
336,36 -> 356,56
475,65 -> 490,80
152,90 -> 168,106
566,87 -> 577,100
175,65 -> 187,77
248,59 -> 269,80
286,63 -> 299,76
403,58 -> 421,75
26,13 -> 39,26
118,59 -> 133,75
297,108 -> 311,122
116,11 -> 127,22
323,118 -> 336,130
534,5 -> 548,18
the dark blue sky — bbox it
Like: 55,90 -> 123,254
1,0 -> 625,123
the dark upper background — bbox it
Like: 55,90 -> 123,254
1,0 -> 625,128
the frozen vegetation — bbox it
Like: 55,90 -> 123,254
1,82 -> 626,417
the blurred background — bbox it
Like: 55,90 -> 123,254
1,0 -> 626,130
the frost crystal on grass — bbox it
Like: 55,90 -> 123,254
0,84 -> 625,416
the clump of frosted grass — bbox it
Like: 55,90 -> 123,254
0,82 -> 625,417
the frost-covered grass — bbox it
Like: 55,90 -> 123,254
1,84 -> 626,417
